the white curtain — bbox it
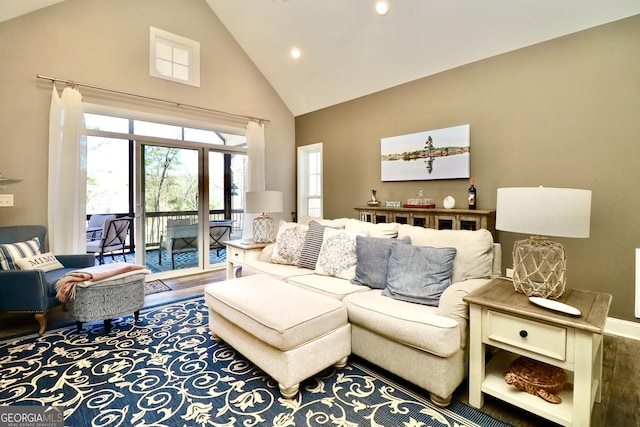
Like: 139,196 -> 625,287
48,86 -> 87,254
243,121 -> 266,239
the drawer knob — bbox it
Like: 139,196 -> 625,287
519,330 -> 528,338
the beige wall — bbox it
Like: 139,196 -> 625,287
296,15 -> 640,322
0,0 -> 295,226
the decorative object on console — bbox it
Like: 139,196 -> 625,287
404,186 -> 435,208
468,178 -> 476,210
443,196 -> 455,209
385,201 -> 401,207
245,190 -> 283,243
367,189 -> 380,206
496,187 -> 591,299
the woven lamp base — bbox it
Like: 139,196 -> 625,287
252,214 -> 276,243
512,236 -> 566,299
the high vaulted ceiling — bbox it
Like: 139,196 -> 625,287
3,1 -> 640,116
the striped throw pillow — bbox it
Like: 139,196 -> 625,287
0,237 -> 42,270
296,221 -> 326,270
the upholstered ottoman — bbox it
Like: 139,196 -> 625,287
67,271 -> 149,333
204,274 -> 351,398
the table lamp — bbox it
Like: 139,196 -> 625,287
245,190 -> 283,243
496,187 -> 591,299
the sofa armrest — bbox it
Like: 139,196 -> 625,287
258,244 -> 275,262
438,279 -> 492,324
438,278 -> 492,350
0,269 -> 49,311
56,254 -> 96,269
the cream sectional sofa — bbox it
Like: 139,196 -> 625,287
235,217 -> 501,406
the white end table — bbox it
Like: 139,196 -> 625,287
223,239 -> 268,280
464,278 -> 611,427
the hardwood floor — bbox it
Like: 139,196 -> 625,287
453,333 -> 640,426
1,270 -> 638,426
0,269 -> 227,339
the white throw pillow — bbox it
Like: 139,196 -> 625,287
315,228 -> 367,280
15,252 -> 64,272
270,221 -> 308,265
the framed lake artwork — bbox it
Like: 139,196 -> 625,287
381,124 -> 470,181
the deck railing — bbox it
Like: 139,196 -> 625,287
89,210 -> 244,249
145,210 -> 245,247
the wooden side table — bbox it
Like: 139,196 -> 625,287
223,239 -> 268,280
463,278 -> 611,427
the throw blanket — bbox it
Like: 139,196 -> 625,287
55,262 -> 147,302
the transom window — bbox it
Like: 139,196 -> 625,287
149,27 -> 200,87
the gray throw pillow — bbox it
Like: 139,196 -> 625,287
297,221 -> 326,269
382,244 -> 456,306
351,235 -> 411,289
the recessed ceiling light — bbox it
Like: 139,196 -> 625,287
290,47 -> 301,60
375,0 -> 389,16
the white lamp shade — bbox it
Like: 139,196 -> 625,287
245,191 -> 283,214
496,187 -> 591,238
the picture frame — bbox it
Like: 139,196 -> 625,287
381,124 -> 470,181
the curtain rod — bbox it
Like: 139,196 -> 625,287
36,74 -> 270,125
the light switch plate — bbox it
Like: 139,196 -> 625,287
0,194 -> 14,207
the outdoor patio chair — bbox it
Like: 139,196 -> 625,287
86,217 -> 132,264
86,214 -> 116,241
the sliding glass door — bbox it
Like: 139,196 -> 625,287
141,144 -> 201,274
85,110 -> 247,276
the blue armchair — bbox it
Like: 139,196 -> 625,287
0,225 -> 95,335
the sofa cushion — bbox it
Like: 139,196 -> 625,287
270,221 -> 308,265
397,226 -> 494,283
288,274 -> 371,300
351,235 -> 411,289
383,244 -> 456,306
15,252 -> 64,272
240,260 -> 315,281
344,289 -> 461,357
315,228 -> 367,280
345,218 -> 400,238
297,221 -> 326,269
298,216 -> 348,228
0,237 -> 41,270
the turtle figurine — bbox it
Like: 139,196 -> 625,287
504,356 -> 568,404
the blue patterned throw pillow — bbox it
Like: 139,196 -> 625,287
351,235 -> 411,289
383,244 -> 456,306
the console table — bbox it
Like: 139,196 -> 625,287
464,278 -> 611,427
354,206 -> 496,240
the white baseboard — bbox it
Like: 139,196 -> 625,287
605,316 -> 640,340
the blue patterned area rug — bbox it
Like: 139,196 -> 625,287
0,297 -> 510,427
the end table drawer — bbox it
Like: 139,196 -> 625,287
485,311 -> 567,360
228,247 -> 245,262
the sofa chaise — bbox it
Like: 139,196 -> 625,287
223,217 -> 501,406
